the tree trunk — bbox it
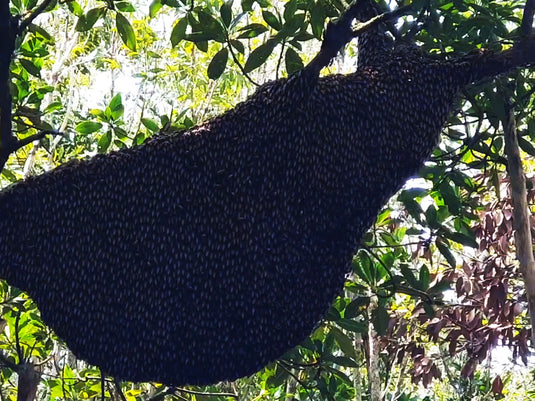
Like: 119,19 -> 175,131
367,294 -> 381,401
503,98 -> 535,346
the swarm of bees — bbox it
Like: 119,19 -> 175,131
0,0 -> 520,386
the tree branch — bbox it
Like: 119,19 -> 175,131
521,0 -> 535,37
18,0 -> 55,34
0,0 -> 18,171
305,2 -> 412,76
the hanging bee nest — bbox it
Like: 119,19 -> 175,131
0,0 -> 532,386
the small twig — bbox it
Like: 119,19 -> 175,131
14,311 -> 23,364
226,35 -> 259,86
174,387 -> 239,399
275,39 -> 286,79
277,362 -> 314,401
362,246 -> 393,280
18,0 -> 56,34
113,379 -> 127,401
9,130 -> 62,153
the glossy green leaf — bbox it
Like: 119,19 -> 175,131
436,238 -> 457,268
108,94 -> 124,120
518,136 -> 535,156
19,58 -> 41,77
98,131 -> 112,153
115,1 -> 135,12
310,1 -> 325,39
419,265 -> 430,291
284,47 -> 303,74
75,7 -> 105,32
66,0 -> 83,16
141,118 -> 159,132
400,263 -> 420,290
220,0 -> 233,27
76,121 -> 103,134
283,0 -> 298,21
207,47 -> 228,79
149,0 -> 162,17
336,318 -> 367,333
243,39 -> 277,73
445,231 -> 477,248
230,39 -> 244,54
372,304 -> 390,336
170,17 -> 188,46
330,326 -> 356,358
194,40 -> 208,52
237,23 -> 268,39
323,355 -> 359,368
197,10 -> 226,42
116,12 -> 137,51
241,0 -> 254,11
262,10 -> 281,31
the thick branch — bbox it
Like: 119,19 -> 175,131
503,98 -> 535,346
305,2 -> 411,76
0,0 -> 17,168
521,0 -> 535,37
452,38 -> 535,86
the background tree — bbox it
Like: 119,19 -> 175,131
0,0 -> 534,400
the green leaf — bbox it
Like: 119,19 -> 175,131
108,94 -> 124,120
330,326 -> 356,358
237,23 -> 268,39
241,0 -> 254,11
419,265 -> 430,291
19,58 -> 41,77
344,297 -> 369,319
438,181 -> 462,215
352,251 -> 374,285
436,238 -> 456,268
197,10 -> 226,42
66,0 -> 83,16
44,101 -> 63,113
76,121 -> 102,134
230,39 -> 244,54
283,0 -> 298,21
423,303 -> 435,317
518,136 -> 535,157
115,1 -> 135,12
284,47 -> 303,74
141,118 -> 159,132
98,131 -> 112,153
262,10 -> 281,31
243,39 -> 277,73
336,318 -> 367,333
116,12 -> 137,51
372,304 -> 389,336
310,1 -> 325,39
2,169 -> 18,182
194,40 -> 208,52
400,263 -> 420,290
207,47 -> 228,79
445,231 -> 477,248
170,17 -> 188,46
75,7 -> 105,32
149,0 -> 162,17
281,12 -> 306,36
323,355 -> 359,368
220,0 -> 233,27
